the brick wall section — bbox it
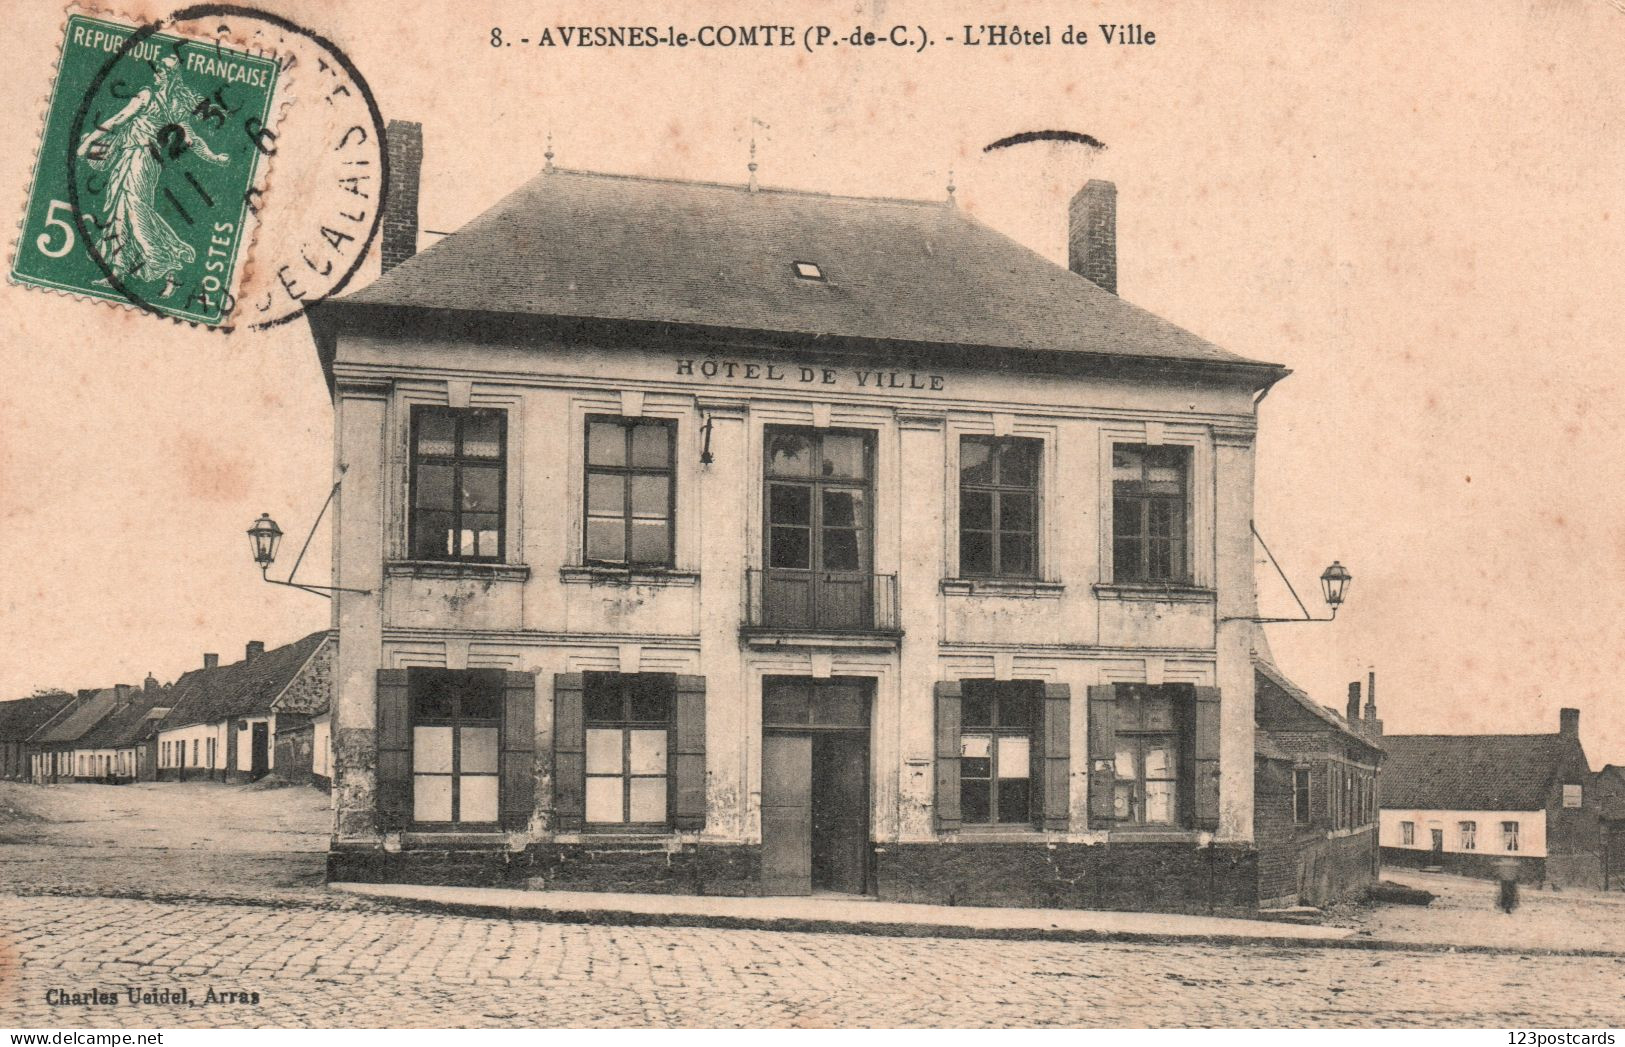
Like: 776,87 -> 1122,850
327,842 -> 761,895
1545,744 -> 1603,887
380,120 -> 422,273
275,719 -> 315,785
1254,757 -> 1300,904
1383,846 -> 1547,884
1067,180 -> 1117,294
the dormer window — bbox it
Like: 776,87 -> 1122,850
792,261 -> 824,281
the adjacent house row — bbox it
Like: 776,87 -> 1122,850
0,631 -> 334,790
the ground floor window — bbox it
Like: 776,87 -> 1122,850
958,680 -> 1041,825
1502,821 -> 1520,851
1401,820 -> 1415,845
1292,767 -> 1311,825
584,672 -> 673,826
1459,820 -> 1477,850
410,670 -> 502,825
1112,685 -> 1187,826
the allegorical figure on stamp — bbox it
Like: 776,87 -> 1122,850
75,50 -> 229,298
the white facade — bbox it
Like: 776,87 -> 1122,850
157,722 -> 228,774
1380,808 -> 1546,858
312,714 -> 332,780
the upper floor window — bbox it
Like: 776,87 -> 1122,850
585,417 -> 675,567
411,407 -> 506,562
960,437 -> 1040,579
959,680 -> 1041,826
1459,820 -> 1477,850
1563,784 -> 1583,808
1292,767 -> 1311,825
1112,444 -> 1190,584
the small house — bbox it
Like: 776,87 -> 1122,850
0,691 -> 74,779
29,686 -> 120,782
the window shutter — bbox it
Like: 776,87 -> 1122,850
553,674 -> 586,831
375,669 -> 411,831
933,681 -> 962,831
1087,684 -> 1117,826
672,675 -> 707,830
1041,683 -> 1071,831
1193,685 -> 1222,830
500,672 -> 537,830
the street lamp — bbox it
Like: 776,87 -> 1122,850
246,482 -> 371,598
1223,522 -> 1352,624
1320,561 -> 1352,610
247,513 -> 282,569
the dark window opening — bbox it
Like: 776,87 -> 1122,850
1112,444 -> 1190,584
584,672 -> 675,826
409,669 -> 503,826
585,417 -> 675,567
1111,683 -> 1192,827
959,679 -> 1041,826
960,436 -> 1041,579
411,407 -> 507,562
1293,767 -> 1311,825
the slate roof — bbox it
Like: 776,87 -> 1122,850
75,690 -> 171,750
161,632 -> 329,731
0,692 -> 75,742
329,169 -> 1286,377
31,688 -> 120,746
1382,734 -> 1584,812
1253,657 -> 1382,754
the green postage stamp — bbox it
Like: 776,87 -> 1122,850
11,11 -> 284,326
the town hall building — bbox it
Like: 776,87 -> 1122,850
305,122 -> 1334,912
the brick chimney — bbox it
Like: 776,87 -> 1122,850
144,672 -> 159,693
203,653 -> 219,670
1346,681 -> 1361,725
1560,707 -> 1580,740
114,684 -> 133,706
1364,670 -> 1383,737
380,119 -> 423,273
245,640 -> 265,663
1068,179 -> 1117,294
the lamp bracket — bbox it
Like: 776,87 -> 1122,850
259,475 -> 372,600
1220,520 -> 1337,624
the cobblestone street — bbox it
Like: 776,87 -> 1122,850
4,892 -> 1624,1028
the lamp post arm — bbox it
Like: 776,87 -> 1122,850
286,477 -> 341,589
1250,520 -> 1313,622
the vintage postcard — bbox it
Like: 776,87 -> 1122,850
1,0 -> 1623,1035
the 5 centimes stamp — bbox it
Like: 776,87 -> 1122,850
10,8 -> 285,326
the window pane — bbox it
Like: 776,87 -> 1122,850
461,466 -> 501,512
583,675 -> 621,723
960,531 -> 992,576
586,729 -> 623,774
960,439 -> 993,485
629,730 -> 667,775
414,511 -> 455,560
962,685 -> 993,728
1149,500 -> 1180,538
411,675 -> 456,720
1113,537 -> 1143,582
769,526 -> 810,569
629,777 -> 667,822
960,735 -> 991,759
1114,498 -> 1144,538
961,779 -> 990,823
630,423 -> 671,468
587,473 -> 625,514
628,675 -> 672,722
998,686 -> 1036,728
462,414 -> 502,458
999,534 -> 1034,577
767,432 -> 813,476
417,412 -> 456,456
630,475 -> 669,518
822,489 -> 864,528
1114,742 -> 1136,779
821,529 -> 859,571
997,777 -> 1030,824
585,776 -> 624,823
996,736 -> 1030,778
1144,742 -> 1176,779
459,676 -> 503,720
630,520 -> 670,564
459,775 -> 499,822
460,727 -> 499,774
413,775 -> 452,821
1114,783 -> 1134,820
1000,493 -> 1035,533
1144,781 -> 1177,824
820,434 -> 866,478
586,519 -> 626,561
960,490 -> 992,531
412,726 -> 453,773
769,484 -> 811,525
998,441 -> 1040,487
587,422 -> 626,467
414,464 -> 454,508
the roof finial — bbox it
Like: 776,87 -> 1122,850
946,163 -> 956,207
544,132 -> 555,174
747,136 -> 758,192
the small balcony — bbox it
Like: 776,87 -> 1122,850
742,568 -> 901,645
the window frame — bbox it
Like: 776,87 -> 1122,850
583,416 -> 677,568
957,679 -> 1042,828
582,672 -> 675,830
407,669 -> 504,830
1563,784 -> 1583,808
1401,820 -> 1415,846
1458,820 -> 1477,850
1111,443 -> 1192,585
409,405 -> 509,564
1109,683 -> 1193,829
1292,766 -> 1312,826
958,435 -> 1042,580
1502,820 -> 1520,851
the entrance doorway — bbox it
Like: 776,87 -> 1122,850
250,722 -> 270,779
759,678 -> 871,896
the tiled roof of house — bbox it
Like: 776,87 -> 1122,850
1253,657 -> 1383,755
161,632 -> 329,731
31,687 -> 120,746
75,690 -> 171,749
0,691 -> 75,741
1382,734 -> 1583,812
331,169 -> 1285,376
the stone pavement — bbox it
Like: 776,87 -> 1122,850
4,893 -> 1624,1028
1351,869 -> 1625,954
333,882 -> 1357,947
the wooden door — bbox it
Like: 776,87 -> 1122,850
812,733 -> 869,894
251,723 -> 269,777
761,733 -> 812,895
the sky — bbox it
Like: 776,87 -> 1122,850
3,0 -> 1623,760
